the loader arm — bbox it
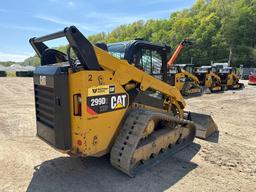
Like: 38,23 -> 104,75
211,72 -> 221,83
181,69 -> 200,84
94,46 -> 186,109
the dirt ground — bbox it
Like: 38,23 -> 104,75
0,77 -> 255,192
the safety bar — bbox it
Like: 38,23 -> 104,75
33,30 -> 65,43
29,26 -> 101,70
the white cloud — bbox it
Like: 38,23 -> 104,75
84,9 -> 175,26
35,8 -> 177,35
85,12 -> 143,27
36,15 -> 71,25
0,52 -> 32,62
35,15 -> 98,32
36,13 -> 141,34
48,0 -> 75,7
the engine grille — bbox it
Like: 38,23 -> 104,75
35,85 -> 55,129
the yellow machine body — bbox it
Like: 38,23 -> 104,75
69,71 -> 128,157
68,47 -> 185,157
197,71 -> 222,92
181,69 -> 202,94
181,69 -> 200,85
227,72 -> 243,89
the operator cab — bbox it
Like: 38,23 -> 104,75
220,67 -> 236,74
219,67 -> 230,74
107,40 -> 170,82
107,40 -> 171,101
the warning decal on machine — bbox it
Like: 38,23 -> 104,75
87,93 -> 129,115
88,85 -> 115,96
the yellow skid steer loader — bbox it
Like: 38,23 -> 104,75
30,26 -> 218,176
195,66 -> 223,93
168,64 -> 202,97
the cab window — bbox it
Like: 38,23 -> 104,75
108,43 -> 126,59
135,48 -> 163,80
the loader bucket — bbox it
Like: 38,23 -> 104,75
190,112 -> 218,139
239,83 -> 245,89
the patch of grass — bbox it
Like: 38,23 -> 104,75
7,72 -> 16,77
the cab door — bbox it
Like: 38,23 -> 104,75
129,43 -> 168,83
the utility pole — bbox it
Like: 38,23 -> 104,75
228,46 -> 232,67
190,57 -> 193,64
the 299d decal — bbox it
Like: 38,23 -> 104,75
87,93 -> 129,115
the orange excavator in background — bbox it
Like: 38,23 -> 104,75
167,39 -> 202,97
167,39 -> 192,66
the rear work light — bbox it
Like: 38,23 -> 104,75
73,94 -> 82,116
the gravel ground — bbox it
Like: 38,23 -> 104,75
0,78 -> 255,192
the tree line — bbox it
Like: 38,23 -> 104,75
88,0 -> 256,67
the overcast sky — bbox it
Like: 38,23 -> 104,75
0,0 -> 195,62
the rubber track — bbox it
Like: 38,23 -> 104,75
110,108 -> 196,177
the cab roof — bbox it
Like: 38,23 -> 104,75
107,39 -> 170,51
200,66 -> 212,69
174,64 -> 194,67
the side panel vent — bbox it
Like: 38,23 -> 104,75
35,85 -> 55,128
